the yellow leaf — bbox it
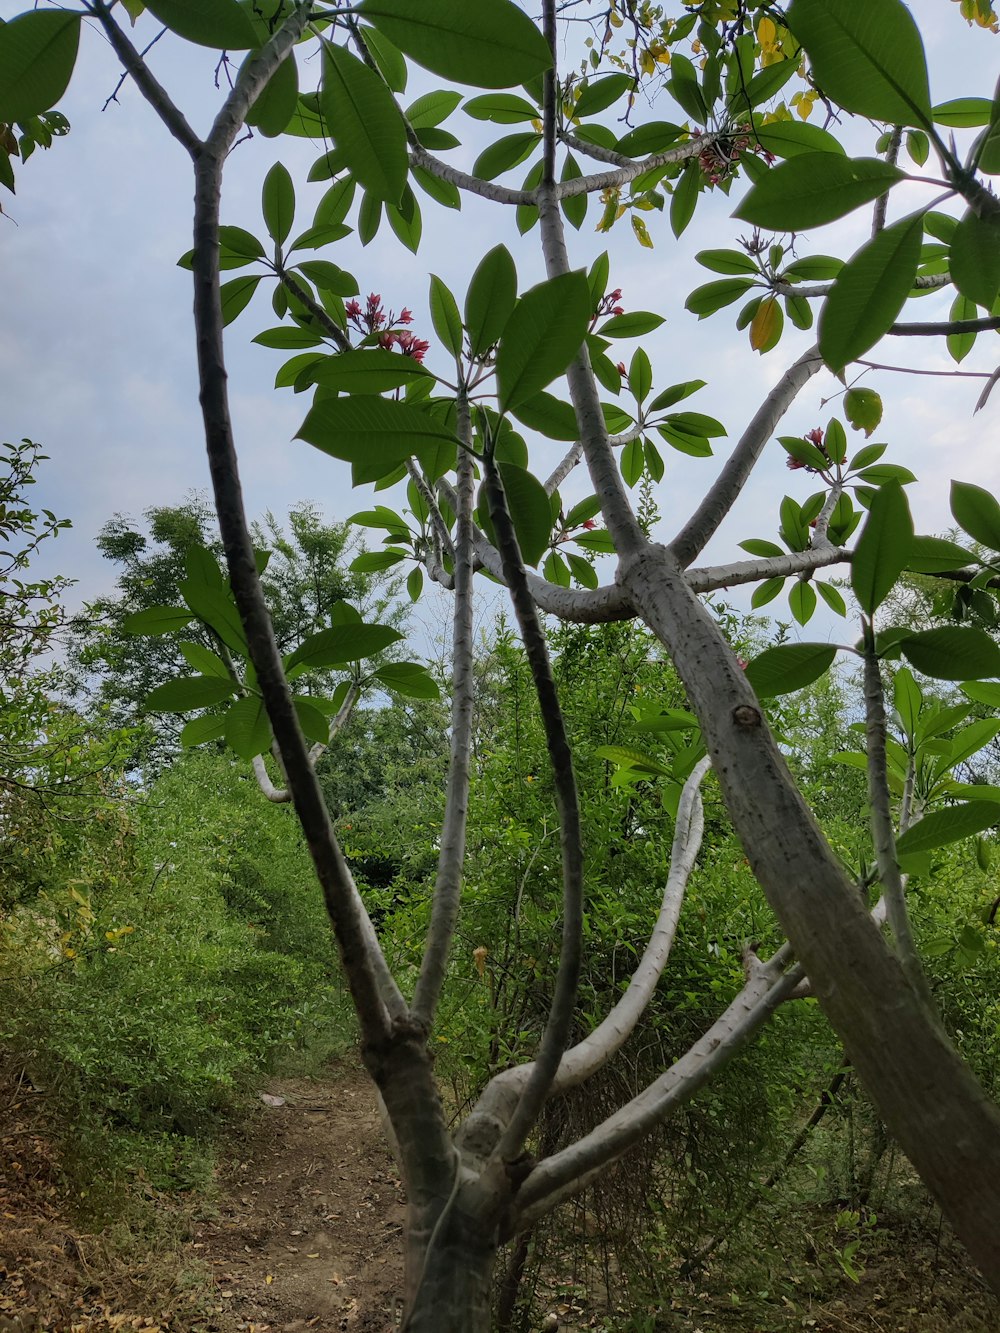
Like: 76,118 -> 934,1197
797,99 -> 813,120
639,48 -> 655,75
265,1275 -> 274,1285
757,15 -> 777,46
749,297 -> 781,353
631,215 -> 654,249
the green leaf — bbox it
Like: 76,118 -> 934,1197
465,244 -> 518,357
511,392 -> 579,442
350,550 -> 407,572
621,438 -> 644,487
321,42 -> 407,207
787,0 -> 932,129
179,642 -> 230,679
844,387 -> 882,437
782,255 -> 844,281
818,212 -> 923,371
374,662 -> 440,699
648,380 -> 705,411
696,249 -> 759,276
143,0 -> 258,47
628,348 -> 652,404
734,155 -> 905,231
146,675 -> 238,713
595,745 -> 673,778
851,481 -> 913,614
429,273 -> 463,357
406,88 -> 462,128
670,160 -> 701,238
297,398 -> 459,485
947,718 -> 1000,767
473,131 -> 540,180
932,98 -> 993,127
567,553 -> 599,589
817,581 -> 847,616
223,695 -> 272,760
948,293 -> 979,364
950,208 -> 1000,310
357,0 -> 552,89
245,46 -> 299,137
180,714 -> 227,748
220,274 -> 262,327
123,605 -> 194,635
463,92 -> 539,122
788,580 -> 817,625
901,626 -> 1000,681
479,463 -> 552,567
892,666 -> 921,741
496,271 -> 591,412
749,118 -> 846,158
560,152 -> 586,230
287,623 -> 403,672
574,72 -> 633,118
962,681 -> 1000,709
685,278 -> 756,319
744,643 -> 838,696
907,535 -> 973,574
951,480 -> 1000,550
308,349 -> 430,394
253,327 -> 325,350
597,311 -> 665,338
896,801 -> 1000,856
739,538 -> 784,558
0,11 -> 81,124
261,162 -> 295,248
407,566 -> 423,602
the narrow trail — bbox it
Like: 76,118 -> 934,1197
193,1066 -> 405,1332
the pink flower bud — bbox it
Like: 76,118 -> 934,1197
616,361 -> 627,375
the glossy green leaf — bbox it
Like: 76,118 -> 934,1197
907,535 -> 973,574
357,0 -> 552,88
749,118 -> 846,158
145,0 -> 259,46
511,392 -> 579,441
696,249 -> 759,275
429,274 -> 463,357
597,311 -> 665,337
374,661 -> 440,699
465,244 -> 518,356
745,642 -> 838,696
406,88 -> 462,128
901,626 -> 1000,680
932,97 -> 992,127
261,162 -> 295,248
648,380 -> 705,412
628,348 -> 652,404
295,261 -> 358,297
787,0 -> 932,129
575,73 -> 633,118
220,275 -> 262,327
245,45 -> 299,136
621,438 -> 644,487
463,92 -> 539,122
896,801 -> 1000,856
948,293 -> 979,364
962,680 -> 1000,709
0,11 -> 81,123
123,605 -> 194,635
686,278 -> 756,319
818,212 -> 923,371
308,349 -> 430,393
321,42 -> 407,206
473,131 -> 540,180
816,581 -> 847,616
179,642 -> 230,679
146,675 -> 238,713
221,695 -> 271,760
297,398 -> 458,485
351,550 -> 407,572
670,160 -> 701,238
287,623 -> 402,672
788,580 -> 817,626
734,155 -> 905,231
180,714 -> 227,748
950,208 -> 1000,310
951,480 -> 1000,550
496,271 -> 591,412
851,481 -> 913,614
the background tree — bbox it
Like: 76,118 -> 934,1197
4,0 -> 1000,1327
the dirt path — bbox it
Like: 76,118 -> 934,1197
192,1064 -> 406,1332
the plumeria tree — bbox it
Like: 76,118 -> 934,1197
5,0 -> 1000,1324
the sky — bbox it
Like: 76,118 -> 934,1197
2,0 -> 999,647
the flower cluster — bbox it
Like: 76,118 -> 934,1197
697,132 -> 775,186
787,426 -> 831,472
591,287 -> 625,332
343,292 -> 428,361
